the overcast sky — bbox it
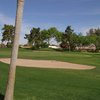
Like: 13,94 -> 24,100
0,0 -> 100,44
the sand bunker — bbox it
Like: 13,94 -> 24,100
0,58 -> 95,70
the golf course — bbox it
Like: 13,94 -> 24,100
0,48 -> 100,100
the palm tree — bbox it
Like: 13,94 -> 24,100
4,0 -> 24,100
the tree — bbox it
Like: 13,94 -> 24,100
42,27 -> 56,45
60,26 -> 76,50
24,33 -> 33,45
40,29 -> 50,47
95,36 -> 100,50
86,28 -> 100,50
49,27 -> 62,43
25,27 -> 62,47
41,29 -> 49,42
87,28 -> 95,36
4,0 -> 24,100
25,27 -> 42,49
95,28 -> 100,36
1,24 -> 15,47
87,28 -> 100,36
41,27 -> 60,45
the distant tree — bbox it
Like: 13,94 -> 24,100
51,27 -> 62,43
60,26 -> 76,50
87,28 -> 95,36
95,28 -> 100,36
38,27 -> 62,45
54,31 -> 62,43
86,28 -> 100,50
80,36 -> 90,46
95,36 -> 100,50
41,29 -> 50,44
24,34 -> 33,45
25,27 -> 42,49
87,28 -> 100,36
1,24 -> 15,47
46,27 -> 58,44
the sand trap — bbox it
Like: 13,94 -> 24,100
0,58 -> 95,70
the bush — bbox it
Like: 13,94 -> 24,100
31,45 -> 40,50
31,46 -> 37,50
41,42 -> 49,48
32,42 -> 49,50
6,42 -> 13,48
0,43 -> 6,48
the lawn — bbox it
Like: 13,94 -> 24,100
0,48 -> 100,100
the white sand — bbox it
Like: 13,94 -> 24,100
0,58 -> 95,70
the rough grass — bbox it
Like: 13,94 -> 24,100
0,48 -> 100,100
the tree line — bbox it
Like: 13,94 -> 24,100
0,24 -> 100,51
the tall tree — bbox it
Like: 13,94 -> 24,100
24,33 -> 33,45
65,26 -> 74,44
40,27 -> 59,45
87,28 -> 95,36
87,28 -> 100,36
95,28 -> 100,36
41,27 -> 62,45
25,27 -> 62,47
48,27 -> 62,43
86,28 -> 100,50
41,29 -> 50,44
60,26 -> 75,50
25,27 -> 42,48
1,24 -> 15,46
4,0 -> 24,100
41,29 -> 49,42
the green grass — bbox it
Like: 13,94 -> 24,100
0,48 -> 100,100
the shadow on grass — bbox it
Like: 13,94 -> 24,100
0,94 -> 4,100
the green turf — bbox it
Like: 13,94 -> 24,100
0,48 -> 100,100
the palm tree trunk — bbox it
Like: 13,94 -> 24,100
4,0 -> 24,100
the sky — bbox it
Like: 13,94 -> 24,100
0,0 -> 100,44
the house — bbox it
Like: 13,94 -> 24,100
49,45 -> 60,49
75,44 -> 96,51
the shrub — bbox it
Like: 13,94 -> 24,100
6,42 -> 12,48
41,42 -> 49,48
0,43 -> 6,48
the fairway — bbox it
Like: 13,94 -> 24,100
0,48 -> 100,100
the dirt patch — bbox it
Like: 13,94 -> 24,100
0,58 -> 95,70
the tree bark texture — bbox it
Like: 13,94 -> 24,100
4,0 -> 24,100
